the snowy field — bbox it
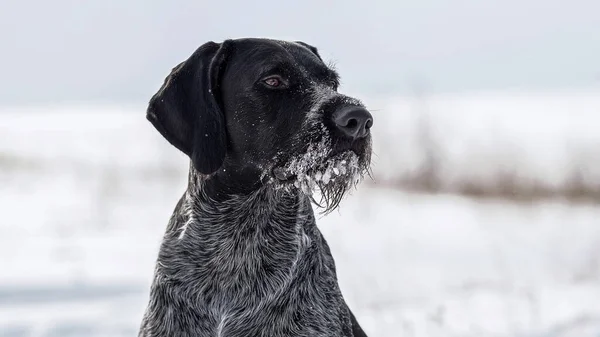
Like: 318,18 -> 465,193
369,89 -> 600,197
1,90 -> 600,336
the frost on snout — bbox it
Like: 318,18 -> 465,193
274,134 -> 361,183
271,136 -> 366,213
262,84 -> 371,212
267,127 -> 368,213
303,84 -> 338,127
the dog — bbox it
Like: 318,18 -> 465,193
138,38 -> 373,337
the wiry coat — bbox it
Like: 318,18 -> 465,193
138,38 -> 372,337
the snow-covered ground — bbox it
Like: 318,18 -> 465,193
1,90 -> 600,336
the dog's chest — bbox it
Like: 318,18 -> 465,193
196,228 -> 351,337
150,211 -> 351,336
141,190 -> 355,337
193,210 -> 321,299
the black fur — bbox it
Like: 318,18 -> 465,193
140,38 -> 373,337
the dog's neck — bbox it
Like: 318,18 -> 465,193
183,165 -> 310,232
186,167 -> 305,223
186,163 -> 270,202
156,164 -> 317,294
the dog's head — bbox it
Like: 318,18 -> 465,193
147,38 -> 373,212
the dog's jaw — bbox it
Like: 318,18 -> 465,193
265,130 -> 371,213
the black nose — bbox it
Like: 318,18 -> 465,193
332,106 -> 373,140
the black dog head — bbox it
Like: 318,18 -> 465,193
147,38 -> 373,212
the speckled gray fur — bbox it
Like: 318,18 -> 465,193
139,170 -> 357,337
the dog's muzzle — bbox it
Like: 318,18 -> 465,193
268,96 -> 373,197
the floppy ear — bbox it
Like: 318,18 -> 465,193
295,41 -> 323,61
146,41 -> 230,175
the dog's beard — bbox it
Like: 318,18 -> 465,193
268,129 -> 371,214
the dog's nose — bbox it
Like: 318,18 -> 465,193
332,106 -> 373,140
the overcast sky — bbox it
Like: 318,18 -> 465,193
1,0 -> 598,105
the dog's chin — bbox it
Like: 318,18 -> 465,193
268,139 -> 371,213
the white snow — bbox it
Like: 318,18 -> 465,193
1,89 -> 600,336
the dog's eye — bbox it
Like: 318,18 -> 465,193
264,78 -> 280,87
262,76 -> 287,88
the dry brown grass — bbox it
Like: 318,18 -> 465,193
373,172 -> 600,204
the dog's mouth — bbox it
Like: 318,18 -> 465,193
267,135 -> 371,213
272,150 -> 360,185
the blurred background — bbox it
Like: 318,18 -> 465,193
1,1 -> 600,336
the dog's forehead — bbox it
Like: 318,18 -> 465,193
231,38 -> 328,72
234,38 -> 314,55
